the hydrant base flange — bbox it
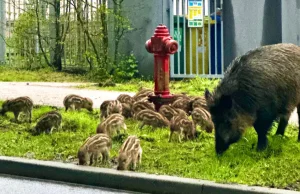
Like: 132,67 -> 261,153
148,95 -> 176,111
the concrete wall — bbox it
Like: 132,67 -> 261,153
108,0 -> 170,77
223,0 -> 282,68
282,0 -> 300,45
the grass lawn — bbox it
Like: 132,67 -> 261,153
75,77 -> 220,96
0,66 -> 88,83
0,66 -> 220,95
0,102 -> 299,191
0,66 -> 299,191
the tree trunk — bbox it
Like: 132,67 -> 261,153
76,0 -> 83,65
52,0 -> 62,71
100,0 -> 108,67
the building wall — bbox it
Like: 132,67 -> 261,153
108,0 -> 170,77
223,0 -> 282,68
282,0 -> 300,45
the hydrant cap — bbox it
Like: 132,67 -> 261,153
154,25 -> 170,37
145,39 -> 153,53
165,40 -> 178,54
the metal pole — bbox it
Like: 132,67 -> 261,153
201,0 -> 205,75
170,0 -> 175,77
214,0 -> 217,75
183,0 -> 186,75
196,15 -> 199,75
221,0 -> 224,75
176,0 -> 180,75
0,0 -> 6,63
208,0 -> 211,75
189,27 -> 192,75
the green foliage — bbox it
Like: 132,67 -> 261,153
0,102 -> 299,191
4,0 -> 134,76
113,53 -> 140,81
112,7 -> 133,38
5,10 -> 39,68
8,10 -> 36,46
86,67 -> 111,82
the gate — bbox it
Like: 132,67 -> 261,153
169,0 -> 224,78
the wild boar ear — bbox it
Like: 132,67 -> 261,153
219,95 -> 232,110
204,88 -> 213,104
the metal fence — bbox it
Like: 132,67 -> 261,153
0,0 -> 104,68
169,0 -> 224,78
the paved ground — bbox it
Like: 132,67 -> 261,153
0,174 -> 143,194
0,82 -> 298,126
0,82 -> 135,109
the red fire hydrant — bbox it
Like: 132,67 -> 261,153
145,24 -> 179,111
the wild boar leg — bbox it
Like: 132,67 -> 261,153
102,150 -> 109,164
13,111 -> 20,122
55,121 -> 60,130
117,126 -> 121,135
70,104 -> 76,111
168,131 -> 173,142
132,158 -> 137,171
138,150 -> 142,166
49,126 -> 54,134
93,153 -> 100,165
122,123 -> 127,133
27,110 -> 32,123
179,128 -> 184,142
253,117 -> 274,151
183,131 -> 188,141
45,128 -> 51,134
89,154 -> 94,166
275,113 -> 290,136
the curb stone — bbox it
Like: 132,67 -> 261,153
0,173 -> 144,194
0,156 -> 298,194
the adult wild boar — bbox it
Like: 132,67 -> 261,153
205,43 -> 300,155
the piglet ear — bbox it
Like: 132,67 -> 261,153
204,88 -> 214,104
219,95 -> 233,110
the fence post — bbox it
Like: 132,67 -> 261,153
0,0 -> 5,63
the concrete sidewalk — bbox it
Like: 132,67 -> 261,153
0,174 -> 142,194
0,82 -> 135,109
